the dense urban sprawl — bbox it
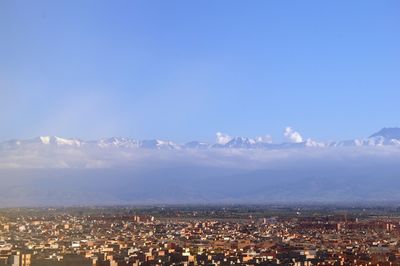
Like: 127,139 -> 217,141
1,206 -> 400,265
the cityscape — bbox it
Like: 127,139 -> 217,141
1,206 -> 400,265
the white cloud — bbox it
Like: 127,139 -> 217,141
216,132 -> 232,145
284,127 -> 303,143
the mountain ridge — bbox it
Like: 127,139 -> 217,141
2,127 -> 400,150
0,128 -> 400,206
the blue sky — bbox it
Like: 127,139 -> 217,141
1,0 -> 399,142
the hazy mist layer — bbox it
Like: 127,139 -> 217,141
0,143 -> 400,206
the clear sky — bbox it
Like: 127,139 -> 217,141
1,0 -> 399,143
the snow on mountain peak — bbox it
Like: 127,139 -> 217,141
40,136 -> 51,145
216,132 -> 232,145
305,138 -> 325,147
97,137 -> 138,148
54,136 -> 82,147
215,133 -> 273,148
255,135 -> 272,144
38,136 -> 82,147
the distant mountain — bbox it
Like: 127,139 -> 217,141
370,128 -> 400,140
326,127 -> 400,147
38,136 -> 83,146
96,137 -> 138,148
184,141 -> 210,149
138,139 -> 180,150
1,128 -> 400,151
223,137 -> 266,148
0,128 -> 400,206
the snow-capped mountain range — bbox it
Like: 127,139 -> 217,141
1,128 -> 400,206
1,128 -> 400,150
